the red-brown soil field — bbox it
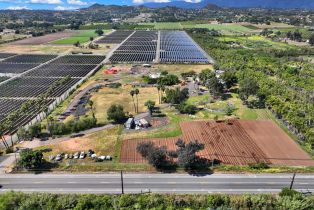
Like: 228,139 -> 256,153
121,120 -> 314,166
10,31 -> 77,45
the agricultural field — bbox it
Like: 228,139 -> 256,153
218,36 -> 296,50
139,22 -> 183,30
182,23 -> 253,35
121,120 -> 314,166
79,23 -> 110,30
51,30 -> 102,45
0,34 -> 28,44
20,58 -> 313,173
10,31 -> 77,45
154,22 -> 183,30
135,21 -> 297,36
1,28 -> 311,175
273,27 -> 313,40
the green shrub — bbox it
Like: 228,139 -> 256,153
49,116 -> 97,136
248,161 -> 269,170
0,192 -> 313,209
177,103 -> 198,114
279,187 -> 300,197
107,104 -> 127,123
18,149 -> 43,169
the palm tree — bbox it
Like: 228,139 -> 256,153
157,85 -> 161,104
130,90 -> 136,114
160,85 -> 166,103
134,88 -> 140,113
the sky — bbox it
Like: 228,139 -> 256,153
0,0 -> 200,10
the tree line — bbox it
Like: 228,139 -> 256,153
190,33 -> 314,147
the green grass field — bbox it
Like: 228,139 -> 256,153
182,23 -> 253,35
52,30 -> 103,45
218,36 -> 297,50
140,22 -> 183,30
155,22 -> 183,30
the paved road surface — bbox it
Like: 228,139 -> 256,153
0,173 -> 313,194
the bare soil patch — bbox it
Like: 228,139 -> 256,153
10,31 -> 77,45
121,120 -> 314,166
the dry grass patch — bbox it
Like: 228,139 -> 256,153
91,85 -> 159,124
155,64 -> 213,75
37,126 -> 119,157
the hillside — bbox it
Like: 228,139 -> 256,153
142,0 -> 314,9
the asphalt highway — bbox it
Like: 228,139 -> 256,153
0,173 -> 313,194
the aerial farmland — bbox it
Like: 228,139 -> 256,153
0,10 -> 312,178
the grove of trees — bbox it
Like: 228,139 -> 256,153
18,149 -> 44,169
190,33 -> 314,147
136,139 -> 207,170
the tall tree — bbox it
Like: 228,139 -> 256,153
239,77 -> 259,102
206,77 -> 224,98
130,90 -> 136,113
134,88 -> 140,113
107,104 -> 126,123
175,139 -> 205,169
157,85 -> 161,104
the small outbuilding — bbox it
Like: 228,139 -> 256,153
125,118 -> 135,129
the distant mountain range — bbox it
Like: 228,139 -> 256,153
142,0 -> 314,9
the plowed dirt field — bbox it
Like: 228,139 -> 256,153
121,120 -> 314,166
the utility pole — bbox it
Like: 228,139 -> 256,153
120,170 -> 124,194
290,173 -> 296,190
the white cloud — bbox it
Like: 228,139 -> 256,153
7,6 -> 29,10
133,0 -> 170,4
67,0 -> 87,5
29,0 -> 62,4
184,0 -> 201,2
55,5 -> 78,10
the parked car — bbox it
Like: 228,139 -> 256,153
70,133 -> 85,138
74,152 -> 80,159
49,155 -> 55,161
79,151 -> 85,159
91,154 -> 97,159
68,154 -> 73,159
88,149 -> 94,157
64,154 -> 69,159
40,137 -> 49,141
98,156 -> 106,161
106,155 -> 112,161
55,154 -> 62,161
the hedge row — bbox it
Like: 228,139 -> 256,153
0,192 -> 313,210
